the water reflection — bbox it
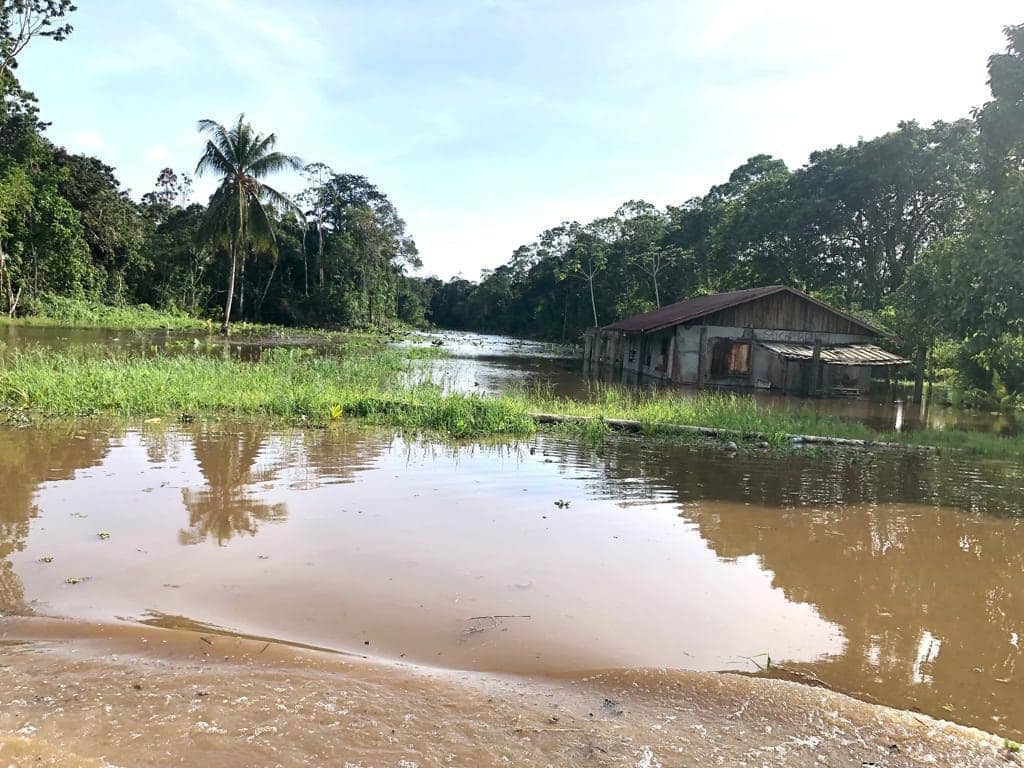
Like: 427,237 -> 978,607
179,427 -> 287,545
1,421 -> 1022,738
0,426 -> 111,611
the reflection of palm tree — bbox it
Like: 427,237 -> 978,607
0,427 -> 110,612
179,427 -> 287,546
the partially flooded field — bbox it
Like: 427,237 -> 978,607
3,323 -> 1018,436
2,420 -> 1022,744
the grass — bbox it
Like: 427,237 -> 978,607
507,385 -> 877,444
7,295 -> 216,331
0,346 -> 531,438
1,346 -> 1022,457
2,294 -> 414,340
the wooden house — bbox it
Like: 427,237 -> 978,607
583,286 -> 909,395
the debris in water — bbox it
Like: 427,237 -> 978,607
39,555 -> 54,563
97,532 -> 111,540
554,499 -> 570,508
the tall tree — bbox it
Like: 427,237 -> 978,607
195,115 -> 301,333
0,0 -> 75,87
975,23 -> 1024,182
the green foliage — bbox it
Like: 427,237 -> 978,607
0,345 -> 533,438
16,293 -> 210,330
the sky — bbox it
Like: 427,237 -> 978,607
18,0 -> 1022,280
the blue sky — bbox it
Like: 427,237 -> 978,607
19,1 -> 1022,279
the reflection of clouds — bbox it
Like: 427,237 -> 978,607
912,631 -> 941,685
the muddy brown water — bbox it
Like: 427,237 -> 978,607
2,420 -> 1022,744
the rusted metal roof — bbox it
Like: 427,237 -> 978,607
759,341 -> 910,366
602,285 -> 883,335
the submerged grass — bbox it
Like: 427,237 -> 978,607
1,347 -> 1022,457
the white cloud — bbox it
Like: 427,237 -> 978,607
75,131 -> 103,151
145,146 -> 172,164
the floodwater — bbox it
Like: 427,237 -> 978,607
2,323 -> 1018,435
2,420 -> 1023,746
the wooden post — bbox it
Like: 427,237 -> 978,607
697,327 -> 708,389
809,339 -> 822,396
912,346 -> 927,404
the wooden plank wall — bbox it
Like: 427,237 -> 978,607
702,292 -> 871,336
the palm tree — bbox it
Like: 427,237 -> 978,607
195,115 -> 301,334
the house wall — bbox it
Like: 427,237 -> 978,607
672,324 -> 874,388
586,289 -> 885,393
700,291 -> 872,336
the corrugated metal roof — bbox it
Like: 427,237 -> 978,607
759,342 -> 910,366
602,285 -> 883,335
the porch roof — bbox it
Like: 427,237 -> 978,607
759,341 -> 910,366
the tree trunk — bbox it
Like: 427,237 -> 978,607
301,226 -> 309,297
258,258 -> 278,318
588,276 -> 598,327
221,239 -> 238,335
912,346 -> 927,404
653,273 -> 661,308
0,239 -> 10,316
317,221 -> 324,288
238,255 -> 246,320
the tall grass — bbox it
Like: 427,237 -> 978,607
0,347 -> 531,438
1,347 -> 1022,456
508,384 -> 877,443
3,294 -> 400,339
10,295 -> 213,331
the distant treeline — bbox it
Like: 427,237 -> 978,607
409,24 -> 1024,404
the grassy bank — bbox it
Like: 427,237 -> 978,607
0,347 -> 531,438
1,346 -> 1021,457
6,295 -> 216,331
2,295 -> 410,339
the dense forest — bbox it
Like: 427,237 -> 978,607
1,4 -> 1022,400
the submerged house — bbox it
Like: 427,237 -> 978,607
583,285 -> 909,395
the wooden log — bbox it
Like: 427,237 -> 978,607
526,412 -> 937,453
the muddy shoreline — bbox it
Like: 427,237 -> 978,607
0,615 -> 1011,768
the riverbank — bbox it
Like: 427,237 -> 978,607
1,295 -> 417,339
1,345 -> 1022,456
0,615 -> 1010,768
